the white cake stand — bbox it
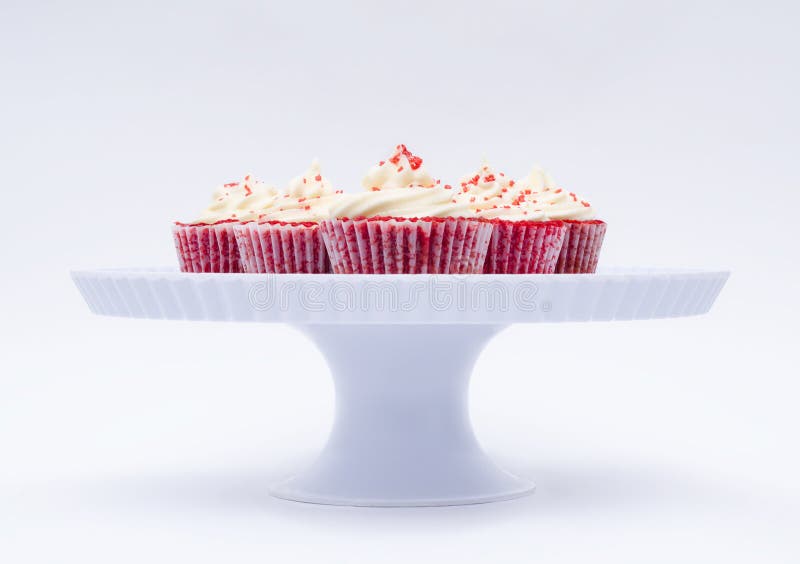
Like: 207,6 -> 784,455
71,267 -> 728,507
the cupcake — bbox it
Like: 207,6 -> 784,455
233,160 -> 341,273
516,166 -> 606,274
172,175 -> 278,273
319,145 -> 493,274
454,161 -> 565,274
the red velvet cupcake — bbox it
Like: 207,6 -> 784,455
172,175 -> 277,273
233,160 -> 341,274
320,145 -> 493,274
457,161 -> 566,274
515,166 -> 606,274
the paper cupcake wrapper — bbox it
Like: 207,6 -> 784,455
233,221 -> 330,274
555,220 -> 607,274
483,220 -> 567,274
319,217 -> 493,274
172,222 -> 242,273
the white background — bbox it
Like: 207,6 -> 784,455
2,1 -> 799,562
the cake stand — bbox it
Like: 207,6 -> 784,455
71,267 -> 728,507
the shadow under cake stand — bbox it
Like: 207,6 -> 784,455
71,267 -> 728,507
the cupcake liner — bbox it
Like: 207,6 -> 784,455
319,217 -> 493,274
172,222 -> 242,273
233,221 -> 330,274
483,220 -> 567,274
555,220 -> 607,274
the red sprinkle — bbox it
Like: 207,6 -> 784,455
370,187 -> 381,191
387,144 -> 422,170
314,174 -> 322,181
554,189 -> 562,194
509,180 -> 515,187
483,174 -> 496,183
224,182 -> 238,188
581,201 -> 591,207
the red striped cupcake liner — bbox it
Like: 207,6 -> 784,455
172,221 -> 242,273
233,221 -> 330,274
319,217 -> 493,274
483,220 -> 567,274
555,220 -> 607,274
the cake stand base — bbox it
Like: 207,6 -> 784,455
269,324 -> 534,507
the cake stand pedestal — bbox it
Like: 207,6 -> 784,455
71,268 -> 728,506
283,324 -> 527,505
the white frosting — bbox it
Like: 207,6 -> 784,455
329,186 -> 481,219
517,165 -> 556,192
456,163 -> 556,221
526,189 -> 595,220
286,158 -> 335,198
259,194 -> 341,223
192,174 -> 278,224
332,145 -> 482,219
186,160 -> 596,225
259,160 -> 340,223
458,160 -> 513,201
515,166 -> 595,220
361,145 -> 435,190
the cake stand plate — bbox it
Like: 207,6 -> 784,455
71,268 -> 728,506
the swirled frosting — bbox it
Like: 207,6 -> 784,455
518,165 -> 556,192
458,160 -> 513,201
361,144 -> 436,190
330,145 -> 479,219
329,186 -> 482,219
286,158 -> 334,198
516,166 -> 595,220
259,160 -> 341,223
192,174 -> 279,224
